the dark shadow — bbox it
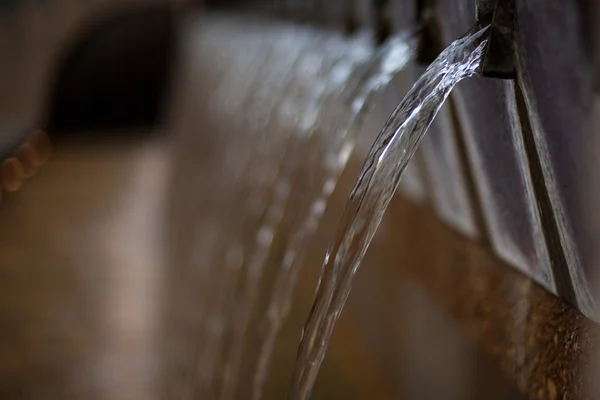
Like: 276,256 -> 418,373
45,5 -> 177,140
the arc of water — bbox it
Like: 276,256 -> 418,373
250,32 -> 415,400
190,26 -> 324,399
215,32 -> 366,400
288,27 -> 489,400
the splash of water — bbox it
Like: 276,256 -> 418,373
287,27 -> 489,400
250,32 -> 414,400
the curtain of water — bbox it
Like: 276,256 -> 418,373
287,27 -> 489,400
250,32 -> 415,400
193,29 -> 319,398
163,18 -> 271,398
216,31 -> 371,400
191,22 -> 333,398
165,17 -> 322,398
193,26 -> 288,396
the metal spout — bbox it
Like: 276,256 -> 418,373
477,0 -> 516,79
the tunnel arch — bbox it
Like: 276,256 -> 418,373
44,4 -> 177,139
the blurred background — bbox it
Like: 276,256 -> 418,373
0,0 -> 596,399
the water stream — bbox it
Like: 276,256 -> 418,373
216,31 -> 375,400
251,32 -> 414,400
167,17 -> 491,400
193,31 -> 318,397
191,24 -> 335,398
287,27 -> 489,400
163,19 -> 322,398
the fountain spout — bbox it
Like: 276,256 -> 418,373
477,0 -> 516,79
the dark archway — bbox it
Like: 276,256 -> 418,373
45,5 -> 177,140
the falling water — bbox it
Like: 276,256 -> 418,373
163,17 -> 329,398
287,27 -> 489,400
190,23 -> 333,398
192,44 -> 303,397
251,32 -> 414,400
162,19 -> 278,399
216,31 -> 376,400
